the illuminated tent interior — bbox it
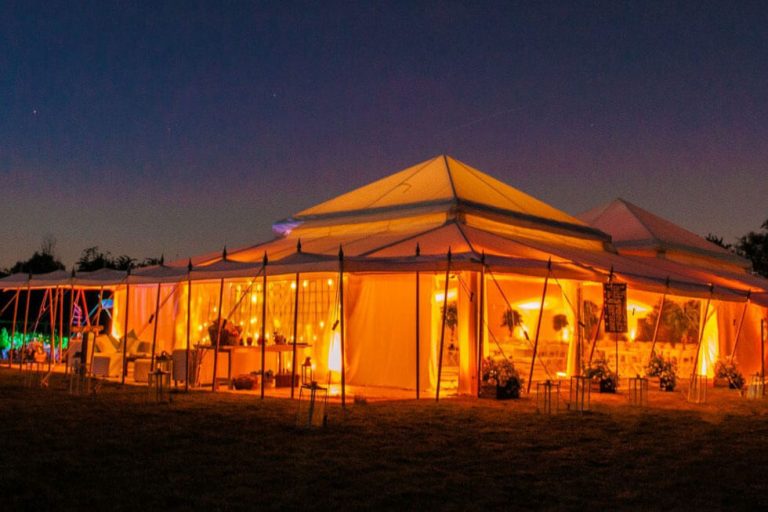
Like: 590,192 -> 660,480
3,156 -> 767,400
580,198 -> 768,377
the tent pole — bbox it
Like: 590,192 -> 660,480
80,289 -> 91,327
416,269 -> 420,400
648,279 -> 669,359
761,318 -> 765,396
730,291 -> 751,358
527,258 -> 551,394
212,277 -> 224,391
339,246 -> 346,408
290,270 -> 300,398
260,253 -> 268,399
477,253 -> 486,397
588,269 -> 613,367
69,278 -> 76,354
415,243 -> 421,400
91,287 -> 104,371
690,284 -> 714,381
20,279 -> 31,371
436,247 -> 452,402
9,290 -> 19,368
150,282 -> 162,373
121,274 -> 131,385
185,260 -> 193,392
58,285 -> 64,363
48,287 -> 57,372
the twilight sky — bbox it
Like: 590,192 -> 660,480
1,1 -> 767,269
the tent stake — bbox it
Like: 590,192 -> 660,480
436,248 -> 452,402
20,279 -> 31,371
121,274 -> 131,385
527,258 -> 551,394
260,253 -> 268,399
339,246 -> 346,408
290,270 -> 300,398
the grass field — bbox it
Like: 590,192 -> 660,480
2,369 -> 768,511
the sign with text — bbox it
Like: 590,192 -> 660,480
603,282 -> 628,333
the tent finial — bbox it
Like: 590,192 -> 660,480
415,243 -> 420,257
159,254 -> 165,266
262,251 -> 268,266
481,250 -> 486,265
297,239 -> 302,254
222,246 -> 228,261
187,258 -> 193,272
447,246 -> 452,262
338,245 -> 344,260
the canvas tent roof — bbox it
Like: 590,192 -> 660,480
578,198 -> 749,271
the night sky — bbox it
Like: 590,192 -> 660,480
2,1 -> 766,269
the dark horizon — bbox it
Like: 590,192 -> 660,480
3,1 -> 767,269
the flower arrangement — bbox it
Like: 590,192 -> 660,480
481,356 -> 523,399
714,357 -> 745,390
646,352 -> 677,391
207,319 -> 242,346
585,356 -> 616,393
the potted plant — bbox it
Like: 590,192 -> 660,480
714,358 -> 745,390
646,353 -> 677,391
442,302 -> 458,354
585,356 -> 616,393
481,356 -> 523,399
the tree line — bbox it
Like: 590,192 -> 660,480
1,218 -> 767,278
0,238 -> 163,277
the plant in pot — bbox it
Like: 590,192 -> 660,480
501,308 -> 523,339
645,353 -> 677,391
442,302 -> 459,361
714,357 -> 745,390
481,356 -> 523,399
585,356 -> 617,393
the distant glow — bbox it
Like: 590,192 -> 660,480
328,332 -> 342,372
556,371 -> 567,378
290,281 -> 296,290
517,300 -> 550,311
434,290 -> 457,302
251,295 -> 257,304
561,327 -> 570,342
250,317 -> 257,324
630,328 -> 636,342
327,279 -> 334,287
303,280 -> 309,288
319,320 -> 325,329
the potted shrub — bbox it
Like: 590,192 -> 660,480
646,353 -> 677,391
481,356 -> 523,399
714,358 -> 745,390
585,356 -> 616,393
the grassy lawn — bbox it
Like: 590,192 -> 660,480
2,369 -> 768,511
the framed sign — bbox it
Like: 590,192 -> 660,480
603,282 -> 628,333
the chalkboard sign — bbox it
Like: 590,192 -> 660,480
603,282 -> 628,333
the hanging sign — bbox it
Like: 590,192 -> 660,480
603,282 -> 628,333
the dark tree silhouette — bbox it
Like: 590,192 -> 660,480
736,219 -> 768,278
9,237 -> 65,275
